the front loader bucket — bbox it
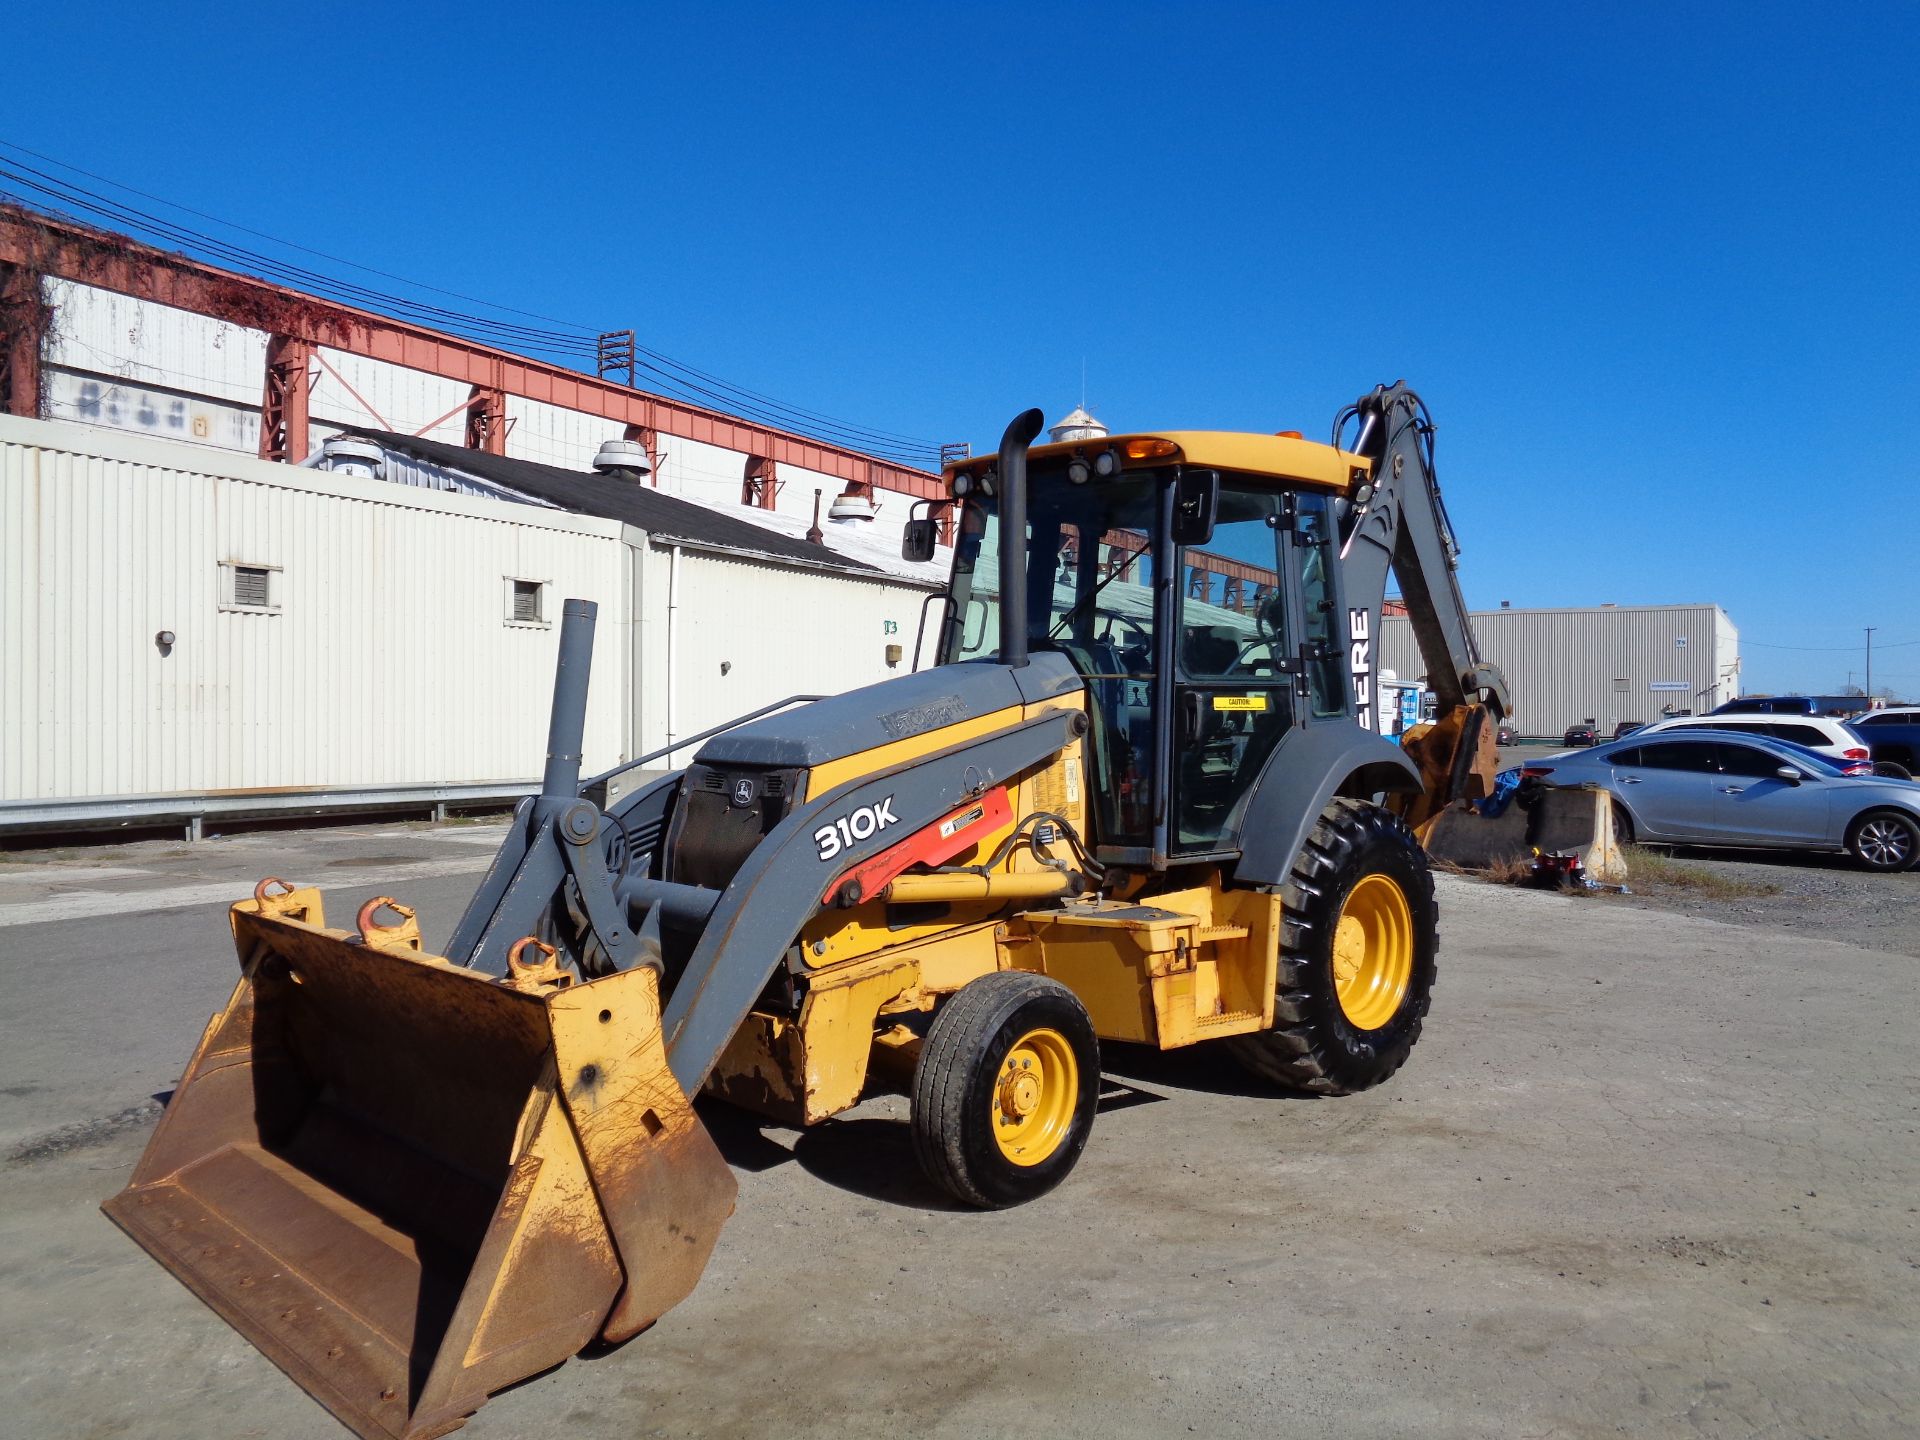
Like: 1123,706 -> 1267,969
103,887 -> 736,1440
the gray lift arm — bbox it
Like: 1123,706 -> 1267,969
1335,383 -> 1510,720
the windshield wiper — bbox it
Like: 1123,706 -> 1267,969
1049,536 -> 1149,639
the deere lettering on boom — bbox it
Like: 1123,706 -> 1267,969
106,382 -> 1511,1439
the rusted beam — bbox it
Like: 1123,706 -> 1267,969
465,384 -> 508,455
742,454 -> 779,509
0,205 -> 942,498
259,334 -> 312,462
0,261 -> 48,419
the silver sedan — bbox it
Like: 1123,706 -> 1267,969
1523,729 -> 1920,872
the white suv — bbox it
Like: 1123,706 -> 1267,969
1633,713 -> 1871,764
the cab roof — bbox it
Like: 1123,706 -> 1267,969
947,430 -> 1372,492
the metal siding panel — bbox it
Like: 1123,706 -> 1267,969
654,435 -> 751,509
503,396 -> 628,472
1381,604 -> 1735,735
1,416 -> 627,803
310,348 -> 469,442
664,550 -> 927,756
42,279 -> 268,406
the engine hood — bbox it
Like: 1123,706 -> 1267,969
692,652 -> 1082,772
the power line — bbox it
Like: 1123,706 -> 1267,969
1742,637 -> 1919,651
0,142 -> 946,464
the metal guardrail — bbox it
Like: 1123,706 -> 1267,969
6,694 -> 833,842
0,780 -> 541,841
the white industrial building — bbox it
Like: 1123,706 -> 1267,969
1380,603 -> 1741,737
0,414 -> 941,834
0,205 -> 972,835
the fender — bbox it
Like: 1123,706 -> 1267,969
1230,723 -> 1421,889
659,711 -> 1079,1094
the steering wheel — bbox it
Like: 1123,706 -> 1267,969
1255,593 -> 1285,649
1098,611 -> 1150,649
1230,636 -> 1277,676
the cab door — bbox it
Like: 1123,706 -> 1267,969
1168,485 -> 1338,857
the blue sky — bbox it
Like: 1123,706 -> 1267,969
6,3 -> 1916,694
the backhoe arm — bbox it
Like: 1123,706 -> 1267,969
1336,383 -> 1509,827
1337,382 -> 1508,719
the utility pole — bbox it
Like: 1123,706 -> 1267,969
1866,627 -> 1876,701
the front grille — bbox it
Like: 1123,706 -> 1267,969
665,765 -> 805,890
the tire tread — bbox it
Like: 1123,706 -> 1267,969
1226,799 -> 1438,1095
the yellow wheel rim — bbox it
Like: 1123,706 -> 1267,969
991,1026 -> 1079,1166
1331,873 -> 1415,1031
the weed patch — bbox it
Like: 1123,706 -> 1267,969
1620,846 -> 1782,899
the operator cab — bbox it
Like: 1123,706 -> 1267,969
916,433 -> 1365,866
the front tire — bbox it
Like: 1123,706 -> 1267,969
911,972 -> 1100,1208
1847,810 -> 1920,872
1226,799 -> 1438,1094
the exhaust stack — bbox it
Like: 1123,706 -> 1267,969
995,407 -> 1045,669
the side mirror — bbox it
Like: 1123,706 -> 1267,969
1172,469 -> 1219,546
901,517 -> 938,563
1775,766 -> 1802,785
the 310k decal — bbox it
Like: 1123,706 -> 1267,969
814,797 -> 899,861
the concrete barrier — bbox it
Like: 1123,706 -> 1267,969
1422,785 -> 1626,885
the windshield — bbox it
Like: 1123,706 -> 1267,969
942,466 -> 1161,674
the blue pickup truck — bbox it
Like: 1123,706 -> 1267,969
1853,708 -> 1920,770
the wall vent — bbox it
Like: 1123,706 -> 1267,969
220,562 -> 281,613
511,579 -> 544,624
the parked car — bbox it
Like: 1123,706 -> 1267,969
1522,731 -> 1920,870
1851,707 -> 1920,772
1632,713 -> 1870,766
1710,697 -> 1813,716
1563,724 -> 1599,747
1612,721 -> 1644,740
1496,723 -> 1519,746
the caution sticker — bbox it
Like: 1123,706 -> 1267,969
1212,694 -> 1269,712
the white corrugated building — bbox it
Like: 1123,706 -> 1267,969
1380,603 -> 1741,736
0,414 -> 940,834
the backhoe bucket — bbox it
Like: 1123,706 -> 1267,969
103,886 -> 736,1440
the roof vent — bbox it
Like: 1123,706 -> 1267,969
592,439 -> 652,480
319,436 -> 385,479
827,484 -> 877,523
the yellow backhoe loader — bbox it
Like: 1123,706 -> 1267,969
106,383 -> 1512,1439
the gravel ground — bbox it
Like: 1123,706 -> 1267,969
1587,843 -> 1920,956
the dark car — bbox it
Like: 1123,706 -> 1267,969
1563,724 -> 1599,747
1497,723 -> 1519,746
1613,721 -> 1644,741
1852,707 -> 1920,774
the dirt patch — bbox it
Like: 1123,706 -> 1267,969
6,1101 -> 160,1166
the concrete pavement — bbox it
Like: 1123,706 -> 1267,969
0,826 -> 1914,1438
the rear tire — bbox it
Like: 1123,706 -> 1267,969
1226,799 -> 1438,1095
911,972 -> 1099,1208
1610,796 -> 1636,847
1846,810 -> 1920,872
1872,761 -> 1912,781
